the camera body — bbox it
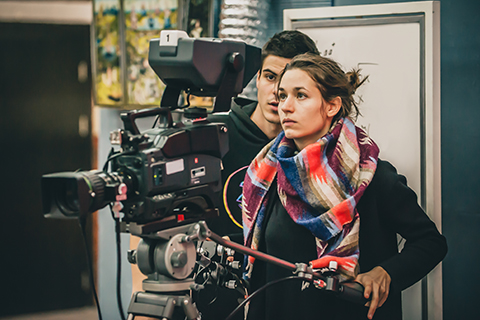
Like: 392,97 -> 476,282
41,113 -> 228,226
108,112 -> 229,224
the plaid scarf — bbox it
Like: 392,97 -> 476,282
242,118 -> 379,280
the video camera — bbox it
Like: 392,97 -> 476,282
42,30 -> 261,231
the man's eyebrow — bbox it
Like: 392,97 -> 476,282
262,68 -> 278,75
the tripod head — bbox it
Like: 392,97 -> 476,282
127,223 -> 203,320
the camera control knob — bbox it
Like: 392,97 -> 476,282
225,280 -> 237,289
127,249 -> 137,264
171,250 -> 188,268
228,52 -> 244,72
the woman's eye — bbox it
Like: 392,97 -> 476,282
278,93 -> 287,101
297,92 -> 306,99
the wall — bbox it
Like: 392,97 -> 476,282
436,1 -> 480,319
266,0 -> 331,37
333,0 -> 480,319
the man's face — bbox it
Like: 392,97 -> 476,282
255,55 -> 292,125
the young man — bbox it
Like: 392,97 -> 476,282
206,30 -> 320,240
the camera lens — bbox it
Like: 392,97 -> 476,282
56,180 -> 81,216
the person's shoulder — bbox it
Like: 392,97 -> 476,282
207,97 -> 257,122
233,97 -> 257,108
230,97 -> 257,116
370,159 -> 404,190
376,159 -> 397,175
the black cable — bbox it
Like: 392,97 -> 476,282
78,216 -> 103,320
103,148 -> 115,172
152,115 -> 160,128
114,218 -> 127,320
105,154 -> 125,320
103,150 -> 127,320
225,275 -> 306,320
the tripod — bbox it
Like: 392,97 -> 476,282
126,224 -> 201,320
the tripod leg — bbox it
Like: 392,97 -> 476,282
181,296 -> 199,320
127,291 -> 190,320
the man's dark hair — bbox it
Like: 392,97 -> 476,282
261,30 -> 319,67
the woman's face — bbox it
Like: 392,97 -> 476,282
278,68 -> 339,151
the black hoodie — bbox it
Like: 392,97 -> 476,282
207,97 -> 272,241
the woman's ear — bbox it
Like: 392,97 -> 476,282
326,96 -> 342,118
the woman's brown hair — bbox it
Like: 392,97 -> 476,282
277,53 -> 368,123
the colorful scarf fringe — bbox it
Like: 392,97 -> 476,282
242,118 -> 379,280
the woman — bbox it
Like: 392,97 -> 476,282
241,53 -> 447,320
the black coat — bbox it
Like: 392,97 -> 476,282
247,159 -> 447,320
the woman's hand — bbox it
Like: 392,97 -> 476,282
355,266 -> 391,319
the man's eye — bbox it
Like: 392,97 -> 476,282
266,74 -> 276,81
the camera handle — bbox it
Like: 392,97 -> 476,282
214,52 -> 245,113
120,107 -> 173,135
190,221 -> 370,305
